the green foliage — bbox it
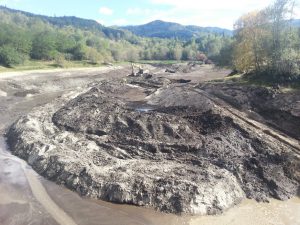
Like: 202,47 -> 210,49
168,47 -> 182,60
0,6 -> 233,67
229,0 -> 300,82
56,33 -> 76,53
121,20 -> 232,40
71,44 -> 87,60
31,32 -> 57,60
0,6 -> 126,40
0,45 -> 27,67
0,23 -> 31,66
215,41 -> 234,67
54,53 -> 66,68
86,48 -> 103,64
182,48 -> 195,60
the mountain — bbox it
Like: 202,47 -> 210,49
0,6 -> 232,40
120,20 -> 233,39
0,6 -> 126,39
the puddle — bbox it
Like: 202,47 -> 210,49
127,100 -> 156,113
135,107 -> 154,113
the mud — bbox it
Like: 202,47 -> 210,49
199,83 -> 300,140
1,64 -> 300,224
6,65 -> 300,216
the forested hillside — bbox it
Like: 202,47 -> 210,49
0,6 -> 126,40
120,20 -> 233,39
0,6 -> 232,67
1,0 -> 300,86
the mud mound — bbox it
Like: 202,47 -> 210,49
165,63 -> 202,74
6,77 -> 300,215
199,83 -> 300,140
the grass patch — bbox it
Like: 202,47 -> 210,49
136,60 -> 183,65
222,71 -> 300,91
207,72 -> 244,84
207,70 -> 300,92
224,73 -> 244,81
0,60 -> 183,73
0,60 -> 105,73
240,72 -> 300,90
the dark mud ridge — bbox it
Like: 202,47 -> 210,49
6,76 -> 300,215
198,82 -> 300,140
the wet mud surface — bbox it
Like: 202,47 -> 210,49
1,64 -> 300,224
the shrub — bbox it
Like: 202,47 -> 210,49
86,48 -> 102,64
31,32 -> 57,60
54,53 -> 66,68
0,45 -> 26,67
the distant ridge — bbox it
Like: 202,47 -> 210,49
0,6 -> 233,40
0,5 -> 126,39
119,20 -> 233,39
1,5 -> 299,41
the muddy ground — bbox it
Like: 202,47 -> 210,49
1,64 -> 300,224
4,63 -> 300,216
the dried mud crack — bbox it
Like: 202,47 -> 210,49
6,73 -> 300,215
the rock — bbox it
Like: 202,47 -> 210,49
165,68 -> 176,73
171,79 -> 191,84
103,62 -> 113,66
142,73 -> 152,79
0,89 -> 7,97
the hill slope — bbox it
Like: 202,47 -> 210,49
120,20 -> 233,39
0,6 -> 234,67
0,6 -> 126,39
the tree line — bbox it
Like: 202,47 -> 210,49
0,8 -> 232,67
218,0 -> 300,82
1,0 -> 298,84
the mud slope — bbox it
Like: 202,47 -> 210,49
6,75 -> 300,215
199,83 -> 300,140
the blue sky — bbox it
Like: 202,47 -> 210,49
0,0 -> 299,29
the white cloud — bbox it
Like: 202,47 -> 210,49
142,8 -> 238,28
99,7 -> 113,16
293,4 -> 300,18
148,0 -> 285,29
150,0 -> 272,10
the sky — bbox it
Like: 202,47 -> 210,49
0,0 -> 299,29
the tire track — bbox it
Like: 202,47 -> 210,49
193,88 -> 300,155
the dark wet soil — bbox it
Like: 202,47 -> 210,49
1,65 -> 300,224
